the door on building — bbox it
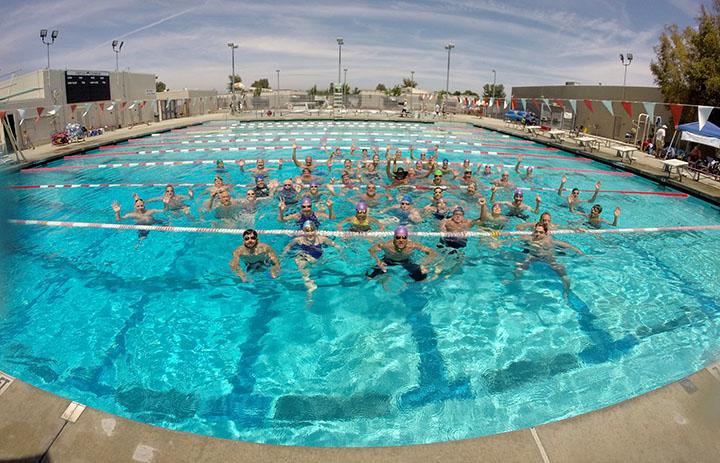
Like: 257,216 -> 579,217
612,115 -> 623,139
2,113 -> 17,154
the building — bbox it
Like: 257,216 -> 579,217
511,84 -> 671,140
0,69 -> 156,154
156,89 -> 218,121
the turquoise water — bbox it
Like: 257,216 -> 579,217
1,120 -> 720,446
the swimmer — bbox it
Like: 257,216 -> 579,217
279,196 -> 335,229
240,158 -> 279,176
352,183 -> 388,207
438,206 -> 477,274
427,169 -> 451,187
385,159 -> 412,188
229,229 -> 281,282
282,220 -> 339,300
367,226 -> 439,282
458,169 -> 475,185
207,189 -> 245,222
203,175 -> 232,199
575,204 -> 620,228
514,157 -> 534,181
424,198 -> 451,221
557,175 -> 601,211
517,211 -> 559,231
381,195 -> 423,225
111,196 -> 164,242
361,153 -> 383,183
304,181 -> 333,202
476,196 -> 508,229
145,184 -> 194,214
336,202 -> 384,232
491,187 -> 540,219
492,171 -> 516,189
253,175 -> 277,198
291,144 -> 330,172
458,182 -> 482,203
276,178 -> 302,205
215,159 -> 228,173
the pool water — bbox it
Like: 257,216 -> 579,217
1,120 -> 720,446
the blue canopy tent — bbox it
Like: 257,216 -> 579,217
676,121 -> 720,148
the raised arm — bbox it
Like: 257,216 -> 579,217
587,181 -> 601,203
557,175 -> 567,197
291,144 -> 301,167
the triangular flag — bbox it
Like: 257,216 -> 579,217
99,102 -> 105,112
82,103 -> 93,118
520,98 -> 526,110
121,101 -> 128,111
106,102 -> 116,111
698,105 -> 713,131
568,99 -> 577,113
0,110 -> 6,119
542,98 -> 549,108
47,104 -> 62,116
669,103 -> 684,128
139,101 -> 147,109
554,99 -> 565,108
70,104 -> 78,113
601,100 -> 614,116
584,99 -> 594,112
503,99 -> 508,110
642,102 -> 655,120
35,107 -> 45,122
621,101 -> 633,119
128,101 -> 137,110
17,108 -> 27,125
531,98 -> 539,110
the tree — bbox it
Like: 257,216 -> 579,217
482,83 -> 506,99
227,75 -> 242,92
251,78 -> 270,96
308,84 -> 318,96
340,83 -> 350,95
651,1 -> 720,111
375,83 -> 387,92
155,81 -> 167,92
402,78 -> 417,88
388,85 -> 402,96
352,87 -> 361,95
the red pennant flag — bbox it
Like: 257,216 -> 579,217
584,99 -> 594,112
621,101 -> 633,118
139,100 -> 147,109
35,107 -> 45,122
121,101 -> 127,110
99,103 -> 105,112
511,98 -> 516,110
0,110 -> 6,119
496,99 -> 501,108
70,104 -> 77,113
669,103 -> 684,128
554,99 -> 565,108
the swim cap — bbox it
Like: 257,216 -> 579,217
434,169 -> 443,176
255,175 -> 265,181
453,206 -> 465,214
464,158 -> 470,163
301,196 -> 312,206
527,166 -> 534,172
514,189 -> 524,197
394,225 -> 409,237
442,158 -> 449,163
302,220 -> 317,230
356,201 -> 368,212
310,181 -> 319,187
464,169 -> 472,174
401,194 -> 413,203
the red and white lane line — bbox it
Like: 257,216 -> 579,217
3,182 -> 688,197
8,219 -> 720,238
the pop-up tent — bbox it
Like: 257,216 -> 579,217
677,121 -> 720,148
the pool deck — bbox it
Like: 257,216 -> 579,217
2,111 -> 720,461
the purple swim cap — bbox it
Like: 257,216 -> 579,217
514,189 -> 524,197
394,225 -> 409,237
356,201 -> 368,212
310,181 -> 319,187
301,196 -> 313,206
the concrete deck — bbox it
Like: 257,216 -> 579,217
1,365 -> 718,462
2,112 -> 720,461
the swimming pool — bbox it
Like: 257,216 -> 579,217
1,120 -> 719,447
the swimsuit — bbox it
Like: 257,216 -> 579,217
438,236 -> 467,250
367,257 -> 427,281
298,242 -> 323,259
349,217 -> 372,232
278,189 -> 299,204
254,185 -> 270,198
296,212 -> 321,229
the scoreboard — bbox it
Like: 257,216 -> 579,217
65,70 -> 111,104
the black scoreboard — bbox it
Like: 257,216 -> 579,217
65,70 -> 111,104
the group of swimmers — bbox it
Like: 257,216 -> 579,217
112,144 -> 621,299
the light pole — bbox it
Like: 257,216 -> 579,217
112,40 -> 124,71
343,67 -> 348,105
491,69 -> 496,118
39,29 -> 59,69
336,37 -> 344,84
227,42 -> 238,114
619,52 -> 633,99
443,43 -> 455,106
276,69 -> 280,110
410,70 -> 415,111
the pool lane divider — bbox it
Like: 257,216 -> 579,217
8,220 -> 720,237
2,183 -> 690,198
23,160 -> 625,175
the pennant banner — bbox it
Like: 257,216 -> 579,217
47,104 -> 62,116
621,101 -> 633,119
542,98 -> 549,108
584,99 -> 594,113
35,107 -> 45,122
553,99 -> 564,108
698,105 -> 713,131
121,101 -> 128,111
106,102 -> 116,111
70,104 -> 78,113
642,102 -> 655,121
669,103 -> 683,128
99,103 -> 105,112
568,99 -> 577,113
128,101 -> 138,110
601,100 -> 614,116
82,103 -> 93,118
17,108 -> 27,125
520,98 -> 526,110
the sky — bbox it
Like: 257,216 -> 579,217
0,0 -> 709,94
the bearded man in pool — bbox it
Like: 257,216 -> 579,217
229,229 -> 281,282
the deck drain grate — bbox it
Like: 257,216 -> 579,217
679,378 -> 698,394
61,401 -> 86,422
706,363 -> 720,383
0,372 -> 14,396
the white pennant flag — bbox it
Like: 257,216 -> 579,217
489,97 -> 494,108
568,99 -> 577,113
520,98 -> 526,110
503,99 -> 508,110
643,102 -> 655,121
17,108 -> 27,125
106,102 -> 116,111
128,101 -> 138,110
601,100 -> 614,116
698,105 -> 713,131
47,104 -> 62,116
82,103 -> 94,118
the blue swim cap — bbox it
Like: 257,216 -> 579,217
255,175 -> 265,181
401,194 -> 412,203
302,220 -> 317,231
442,158 -> 449,163
453,206 -> 465,214
394,226 -> 409,237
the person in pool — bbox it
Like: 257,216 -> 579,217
367,226 -> 439,282
214,159 -> 228,174
574,204 -> 620,228
381,195 -> 423,225
279,196 -> 334,229
490,187 -> 540,219
438,206 -> 478,274
276,178 -> 302,205
282,220 -> 339,300
112,196 -> 165,242
514,157 -> 535,182
145,184 -> 194,214
240,158 -> 281,176
492,170 -> 516,189
557,175 -> 601,211
385,158 -> 412,188
291,144 -> 330,173
229,229 -> 281,282
203,175 -> 232,199
517,211 -> 559,231
476,196 -> 508,229
351,182 -> 388,207
336,202 -> 385,232
253,175 -> 278,199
